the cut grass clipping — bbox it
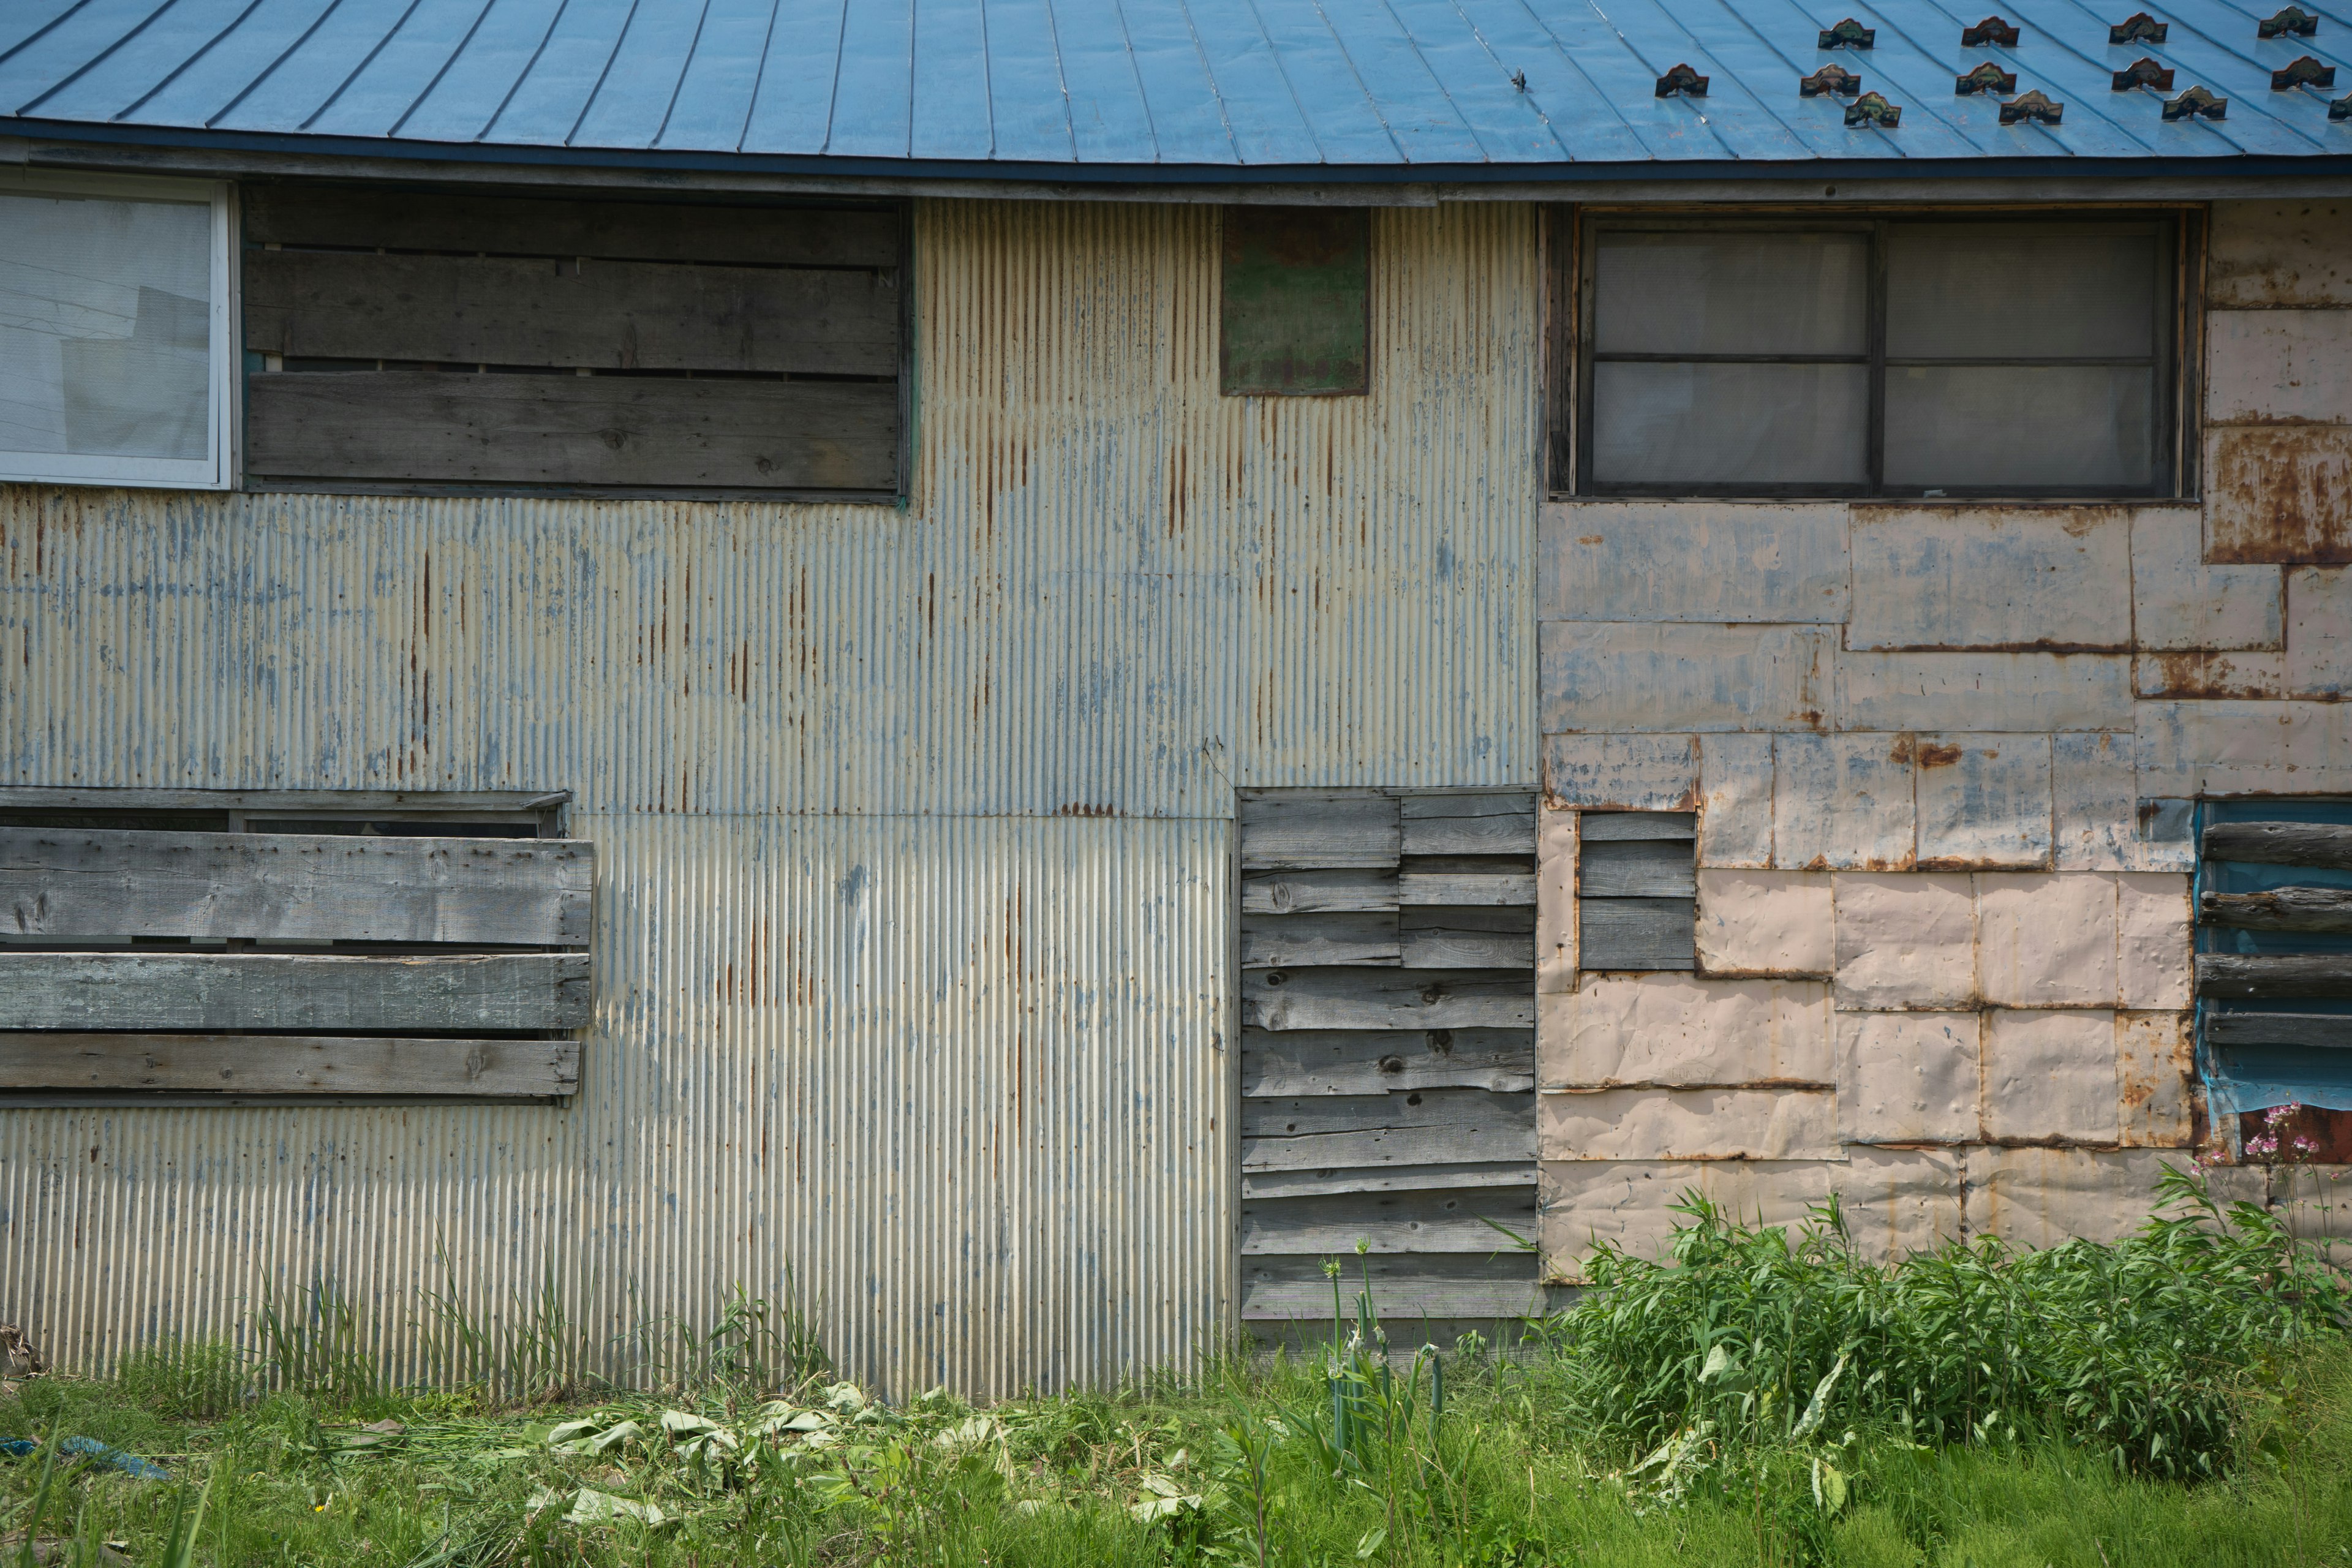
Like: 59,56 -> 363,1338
3,1165 -> 2350,1567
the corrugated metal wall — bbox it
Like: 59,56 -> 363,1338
0,200 -> 1540,1395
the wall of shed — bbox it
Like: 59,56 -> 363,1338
1537,200 -> 2352,1278
0,199 -> 1543,1395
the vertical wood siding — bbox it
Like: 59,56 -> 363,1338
0,200 -> 1540,1395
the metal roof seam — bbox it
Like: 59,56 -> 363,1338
113,0 -> 270,126
387,0 -> 499,141
650,0 -> 716,149
206,0 -> 344,129
731,0 -> 785,153
1439,0 -> 1577,157
12,0 -> 175,118
478,0 -> 572,146
297,0 -> 423,133
0,0 -> 92,76
1233,0 -> 1330,164
563,0 -> 641,148
1304,0 -> 1413,161
1173,0 -> 1247,164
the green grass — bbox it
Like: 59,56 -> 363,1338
6,1170 -> 2352,1567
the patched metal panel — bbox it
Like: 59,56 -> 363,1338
0,198 -> 1537,1392
1219,208 -> 1370,397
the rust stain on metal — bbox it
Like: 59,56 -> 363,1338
2207,426 -> 2352,563
2136,650 -> 2282,699
1917,742 -> 1964,768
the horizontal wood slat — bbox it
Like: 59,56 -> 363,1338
1242,869 -> 1398,914
1399,794 -> 1538,856
1400,908 -> 1537,969
1580,812 -> 1697,842
1242,912 -> 1399,968
1243,1093 -> 1539,1170
0,953 -> 590,1032
2205,1011 -> 2352,1048
1579,839 -> 1698,897
2202,888 -> 2352,933
1240,1162 -> 1537,1200
1398,862 -> 1537,906
247,372 -> 899,491
1243,1088 -> 1537,1139
2196,953 -> 2352,999
0,827 -> 592,944
1238,793 -> 1400,869
1242,968 -> 1536,1032
0,1034 -> 578,1096
244,250 -> 899,377
1242,1253 -> 1542,1320
241,188 -> 901,268
1579,897 -> 1698,971
2203,821 -> 2352,872
1241,1186 -> 1539,1254
1241,1027 -> 1536,1096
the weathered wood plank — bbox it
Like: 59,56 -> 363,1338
1242,1187 -> 1539,1254
1399,794 -> 1537,856
2205,1011 -> 2352,1048
1241,869 -> 1398,914
1242,968 -> 1535,1031
1242,1027 -> 1534,1096
2196,953 -> 2352,999
0,788 -> 565,815
1238,792 -> 1401,870
244,250 -> 899,377
2203,887 -> 2352,932
1397,860 -> 1538,907
2204,821 -> 2352,872
1399,907 -> 1536,969
1243,1089 -> 1536,1138
1241,913 -> 1399,968
0,954 -> 591,1031
1240,1161 -> 1536,1199
1242,1254 -> 1540,1320
0,828 -> 593,944
246,372 -> 899,491
1578,897 -> 1698,971
241,187 -> 901,267
1579,811 -> 1697,842
0,1034 -> 579,1095
1578,839 -> 1697,897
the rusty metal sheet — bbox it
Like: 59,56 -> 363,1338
2134,650 -> 2286,699
1981,1008 -> 2121,1144
1912,734 -> 2052,870
1538,502 -> 1850,625
1836,1011 -> 1978,1144
1539,1085 -> 1840,1161
1539,622 -> 1831,734
2206,426 -> 2352,565
1831,872 -> 1975,1009
1219,208 -> 1368,398
2288,567 -> 2352,699
2116,1009 -> 2196,1147
1694,870 -> 1835,977
1977,872 -> 2118,1008
1542,973 -> 1832,1089
1776,736 -> 1918,873
1961,1147 -> 2175,1247
2207,202 -> 2352,307
1845,507 -> 2133,653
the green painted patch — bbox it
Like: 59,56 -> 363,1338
1219,207 -> 1368,396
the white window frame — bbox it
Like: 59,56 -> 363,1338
0,167 -> 238,491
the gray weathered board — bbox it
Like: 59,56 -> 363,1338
1580,897 -> 1698,971
0,1034 -> 579,1096
2203,822 -> 2352,872
0,828 -> 592,944
2203,888 -> 2352,932
2205,1012 -> 2352,1049
247,373 -> 899,492
0,952 -> 590,1031
1237,788 -> 1538,1325
2196,954 -> 2352,999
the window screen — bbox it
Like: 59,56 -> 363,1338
240,187 -> 907,497
0,173 -> 233,489
1573,214 -> 2181,499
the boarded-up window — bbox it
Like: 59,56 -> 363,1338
0,790 -> 591,1104
1220,208 -> 1369,397
1578,813 -> 1696,971
1238,790 -> 1540,1341
2195,801 -> 2352,1148
241,187 -> 905,497
1568,213 -> 2188,499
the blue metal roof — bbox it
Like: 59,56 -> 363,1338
3,0 -> 2350,176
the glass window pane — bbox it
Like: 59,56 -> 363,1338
1884,365 -> 2154,489
1594,232 -> 1869,356
0,191 -> 211,461
1591,362 -> 1871,486
1886,223 -> 2159,361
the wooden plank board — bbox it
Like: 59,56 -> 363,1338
1242,968 -> 1535,1031
0,953 -> 590,1031
2203,888 -> 2352,932
1241,869 -> 1397,914
2204,821 -> 2352,872
1242,1254 -> 1540,1321
1243,1088 -> 1536,1138
1242,1187 -> 1539,1254
1579,812 -> 1697,842
0,788 -> 566,814
246,372 -> 899,491
244,250 -> 899,377
1241,1161 -> 1537,1199
1398,794 -> 1537,856
1243,1095 -> 1538,1170
0,1034 -> 578,1095
1238,792 -> 1400,869
1578,897 -> 1697,971
1397,861 -> 1537,907
1578,839 -> 1696,897
2196,953 -> 2352,999
0,827 -> 592,944
1242,1027 -> 1535,1095
241,187 -> 902,268
1399,908 -> 1536,969
2205,1011 -> 2352,1048
1241,913 -> 1399,968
